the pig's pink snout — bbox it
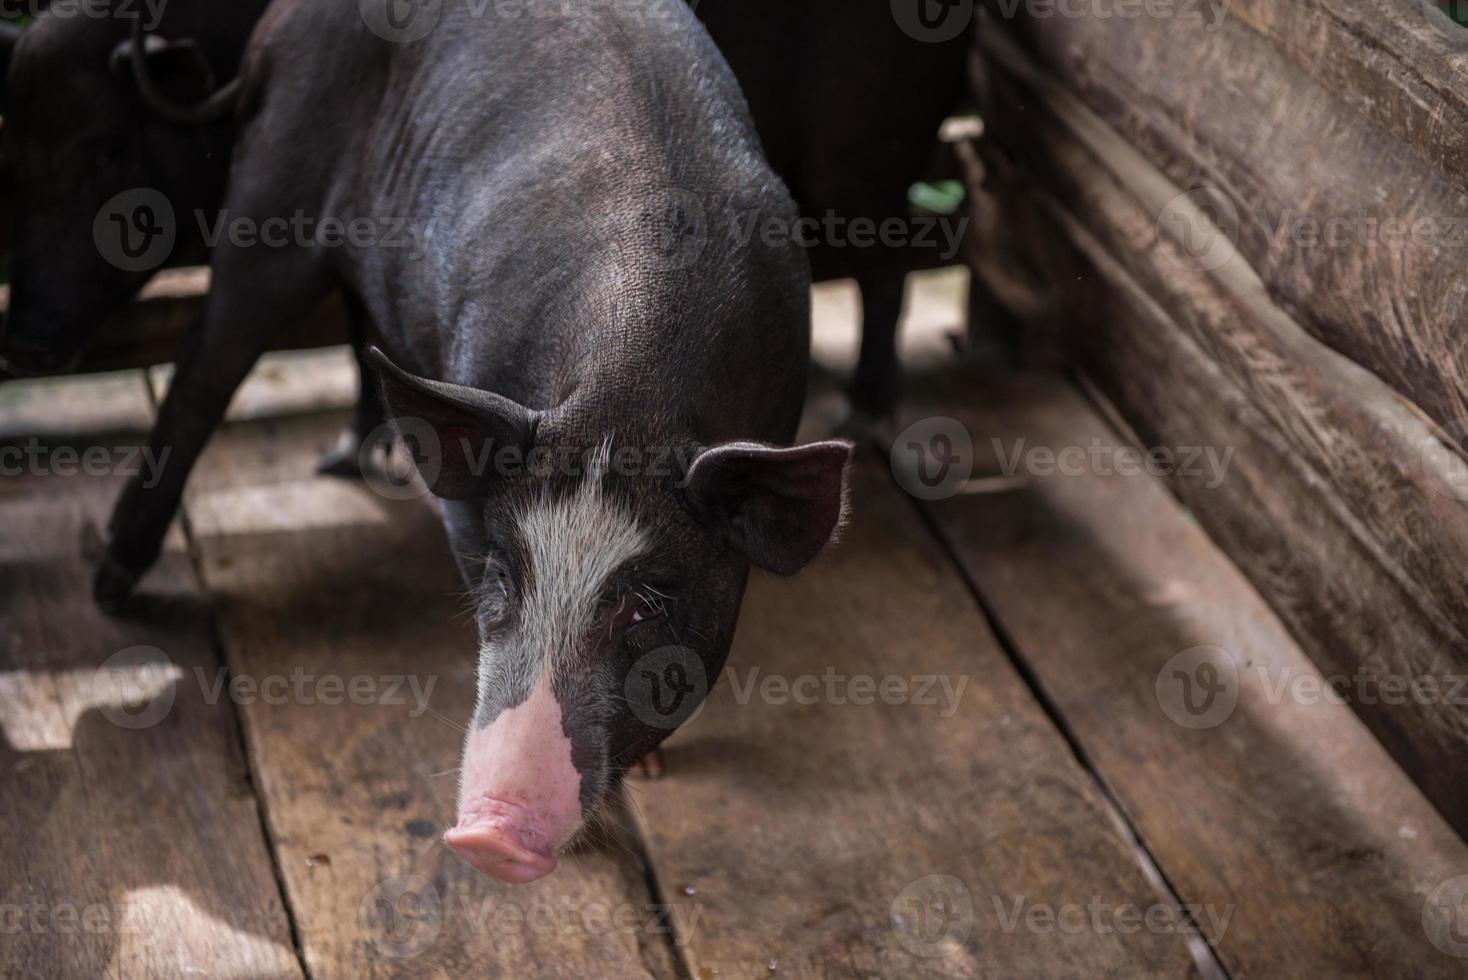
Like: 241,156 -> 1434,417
449,680 -> 584,884
444,809 -> 557,884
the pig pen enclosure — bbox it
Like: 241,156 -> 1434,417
6,1 -> 1468,978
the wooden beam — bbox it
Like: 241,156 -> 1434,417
962,36 -> 1468,834
986,2 -> 1468,442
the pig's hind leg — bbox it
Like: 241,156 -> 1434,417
94,227 -> 334,610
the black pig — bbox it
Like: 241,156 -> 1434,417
93,0 -> 852,883
694,0 -> 973,422
0,0 -> 270,373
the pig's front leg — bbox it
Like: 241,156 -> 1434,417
845,266 -> 905,447
317,296 -> 389,480
95,243 -> 332,610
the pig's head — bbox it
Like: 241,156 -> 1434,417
0,15 -> 239,376
369,348 -> 850,883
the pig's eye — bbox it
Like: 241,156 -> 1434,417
479,566 -> 512,626
629,595 -> 666,625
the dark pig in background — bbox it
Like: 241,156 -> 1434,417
0,0 -> 272,374
92,0 -> 852,883
693,0 -> 973,423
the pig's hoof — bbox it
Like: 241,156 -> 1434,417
316,446 -> 362,479
316,428 -> 388,482
629,748 -> 665,780
93,555 -> 143,613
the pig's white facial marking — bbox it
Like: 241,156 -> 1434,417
514,447 -> 650,676
473,446 -> 649,714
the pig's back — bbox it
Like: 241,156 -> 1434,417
237,0 -> 809,437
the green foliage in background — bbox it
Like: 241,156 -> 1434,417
908,180 -> 966,216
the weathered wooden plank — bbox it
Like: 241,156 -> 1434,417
916,370 -> 1468,978
0,371 -> 156,445
977,45 -> 1468,660
964,33 -> 1468,836
988,4 -> 1468,437
0,371 -> 159,504
629,458 -> 1200,978
0,377 -> 303,979
172,383 -> 678,978
1226,0 -> 1468,193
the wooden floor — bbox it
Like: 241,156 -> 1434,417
3,271 -> 1467,979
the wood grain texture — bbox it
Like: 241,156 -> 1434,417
629,458 -> 1199,979
916,370 -> 1468,978
1226,0 -> 1468,193
973,46 -> 1468,660
964,35 -> 1468,836
0,376 -> 303,979
173,399 -> 678,980
987,3 -> 1468,438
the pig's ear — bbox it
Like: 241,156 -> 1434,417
684,440 -> 854,575
365,346 -> 538,499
